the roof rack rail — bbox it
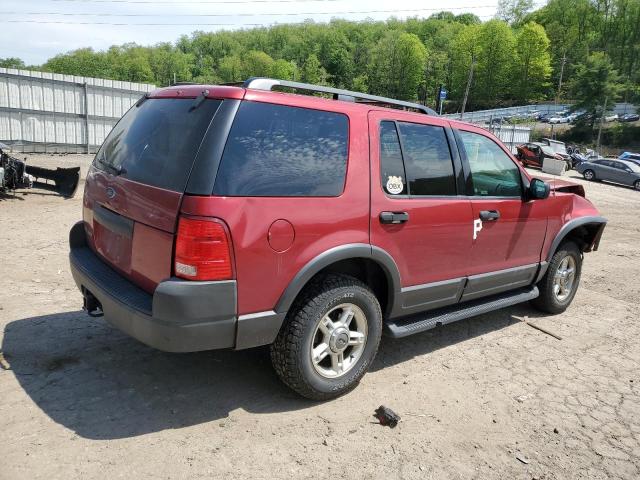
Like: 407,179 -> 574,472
242,77 -> 437,115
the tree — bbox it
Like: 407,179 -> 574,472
368,31 -> 427,100
148,43 -> 193,85
270,59 -> 298,80
0,57 -> 26,69
218,55 -> 244,83
514,22 -> 552,102
474,20 -> 517,106
450,24 -> 482,108
569,52 -> 621,128
300,54 -> 328,85
241,50 -> 275,79
497,0 -> 535,25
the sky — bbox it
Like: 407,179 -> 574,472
1,0 -> 528,66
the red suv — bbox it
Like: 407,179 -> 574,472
69,78 -> 606,399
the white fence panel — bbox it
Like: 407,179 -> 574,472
0,68 -> 155,153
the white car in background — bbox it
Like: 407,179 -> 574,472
605,113 -> 619,122
549,115 -> 570,124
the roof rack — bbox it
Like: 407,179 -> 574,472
242,77 -> 436,115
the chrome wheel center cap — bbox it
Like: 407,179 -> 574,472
329,328 -> 350,353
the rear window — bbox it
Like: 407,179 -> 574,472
94,98 -> 221,192
213,101 -> 349,196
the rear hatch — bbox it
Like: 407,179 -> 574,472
83,95 -> 222,293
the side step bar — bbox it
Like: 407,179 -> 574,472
386,286 -> 539,338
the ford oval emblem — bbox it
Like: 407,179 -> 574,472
106,187 -> 116,199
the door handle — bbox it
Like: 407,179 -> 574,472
379,211 -> 409,224
479,210 -> 500,221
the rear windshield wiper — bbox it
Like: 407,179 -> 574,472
97,158 -> 127,176
190,89 -> 210,111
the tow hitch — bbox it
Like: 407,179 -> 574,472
82,288 -> 104,317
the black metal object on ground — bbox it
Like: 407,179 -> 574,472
0,144 -> 80,198
374,405 -> 400,428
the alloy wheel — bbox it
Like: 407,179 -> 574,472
310,303 -> 368,378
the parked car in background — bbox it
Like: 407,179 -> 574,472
541,138 -> 572,165
549,115 -> 570,124
577,159 -> 640,190
516,142 -> 569,169
604,113 -> 619,122
618,113 -> 640,123
538,114 -> 552,123
619,152 -> 640,167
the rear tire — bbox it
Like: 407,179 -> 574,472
270,274 -> 382,400
531,242 -> 582,314
583,169 -> 595,181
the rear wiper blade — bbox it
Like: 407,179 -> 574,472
135,93 -> 149,107
97,158 -> 126,176
190,89 -> 210,111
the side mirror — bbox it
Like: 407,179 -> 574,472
529,178 -> 550,200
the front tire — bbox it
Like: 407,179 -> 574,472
270,274 -> 382,400
531,242 -> 582,314
583,169 -> 595,181
634,180 -> 640,191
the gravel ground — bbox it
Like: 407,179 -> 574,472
1,154 -> 639,480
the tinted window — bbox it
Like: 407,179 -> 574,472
94,98 -> 220,192
397,122 -> 456,196
214,102 -> 348,196
379,121 -> 407,195
459,131 -> 522,197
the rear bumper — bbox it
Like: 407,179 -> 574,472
69,221 -> 283,352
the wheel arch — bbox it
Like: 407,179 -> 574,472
274,244 -> 401,318
546,216 -> 607,263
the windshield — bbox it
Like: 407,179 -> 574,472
94,98 -> 221,192
546,142 -> 567,154
624,162 -> 640,172
540,145 -> 556,156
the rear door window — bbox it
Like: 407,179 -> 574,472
94,98 -> 221,192
397,122 -> 456,196
378,120 -> 457,196
214,101 -> 349,196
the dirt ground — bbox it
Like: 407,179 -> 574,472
1,154 -> 639,480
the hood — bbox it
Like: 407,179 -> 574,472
533,177 -> 585,197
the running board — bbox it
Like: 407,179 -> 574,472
386,286 -> 539,338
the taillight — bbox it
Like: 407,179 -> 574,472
174,216 -> 233,281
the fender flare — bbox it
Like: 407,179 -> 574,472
274,243 -> 402,316
546,215 -> 607,263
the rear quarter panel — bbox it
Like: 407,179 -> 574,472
181,96 -> 371,316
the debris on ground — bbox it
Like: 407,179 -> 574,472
515,454 -> 530,464
374,406 -> 400,428
513,315 -> 563,340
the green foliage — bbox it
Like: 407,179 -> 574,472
497,0 -> 535,25
514,22 -> 552,102
300,54 -> 328,85
557,123 -> 640,148
6,4 -> 640,114
0,57 -> 26,69
569,52 -> 621,126
368,31 -> 427,101
474,20 -> 517,106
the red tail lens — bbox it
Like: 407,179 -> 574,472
174,216 -> 233,281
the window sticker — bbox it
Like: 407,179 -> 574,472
386,175 -> 404,195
